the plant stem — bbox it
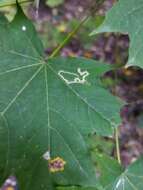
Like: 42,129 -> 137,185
115,128 -> 121,164
49,15 -> 90,58
49,0 -> 106,58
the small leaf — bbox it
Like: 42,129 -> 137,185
90,0 -> 143,68
105,157 -> 143,190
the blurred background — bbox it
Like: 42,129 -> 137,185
1,0 -> 143,167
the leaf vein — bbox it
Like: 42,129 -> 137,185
1,65 -> 43,115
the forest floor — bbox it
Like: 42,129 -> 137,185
28,0 -> 143,166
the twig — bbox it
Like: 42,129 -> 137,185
49,15 -> 90,58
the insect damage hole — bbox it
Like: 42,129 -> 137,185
22,26 -> 27,31
43,151 -> 51,160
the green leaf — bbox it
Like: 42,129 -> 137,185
0,5 -> 123,190
46,0 -> 64,7
90,0 -> 143,68
57,158 -> 143,190
105,157 -> 143,190
0,0 -> 32,7
56,187 -> 97,190
91,151 -> 123,188
87,135 -> 114,155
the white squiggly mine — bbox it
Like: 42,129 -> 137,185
58,68 -> 89,85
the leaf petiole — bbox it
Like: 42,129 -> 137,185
115,128 -> 121,165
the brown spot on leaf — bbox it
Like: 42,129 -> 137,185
48,157 -> 66,173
